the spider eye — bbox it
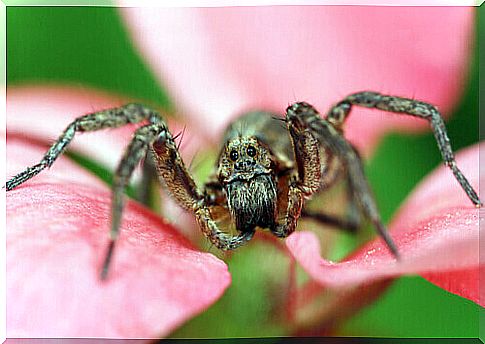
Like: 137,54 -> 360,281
247,145 -> 256,157
229,150 -> 239,161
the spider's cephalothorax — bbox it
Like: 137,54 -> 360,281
6,92 -> 482,280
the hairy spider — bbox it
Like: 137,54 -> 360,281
6,91 -> 482,280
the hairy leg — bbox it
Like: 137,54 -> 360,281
272,104 -> 322,238
102,122 -> 168,279
6,103 -> 160,191
327,91 -> 481,207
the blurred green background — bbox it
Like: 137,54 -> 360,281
6,5 -> 482,339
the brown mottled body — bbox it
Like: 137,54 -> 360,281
6,91 -> 481,280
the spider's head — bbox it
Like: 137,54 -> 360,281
219,136 -> 273,180
218,136 -> 277,233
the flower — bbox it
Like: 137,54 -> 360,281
6,5 -> 479,338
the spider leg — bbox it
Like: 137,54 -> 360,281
5,103 -> 160,191
137,127 -> 190,207
288,102 -> 399,257
327,91 -> 481,207
101,122 -> 167,280
151,129 -> 255,250
272,106 -> 322,238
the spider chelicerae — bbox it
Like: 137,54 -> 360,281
6,91 -> 482,280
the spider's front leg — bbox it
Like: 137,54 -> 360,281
6,103 -> 158,191
287,102 -> 399,257
150,130 -> 255,251
327,91 -> 481,207
272,107 -> 323,238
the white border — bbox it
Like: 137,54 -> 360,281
3,0 -> 485,7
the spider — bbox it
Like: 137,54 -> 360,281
6,91 -> 482,280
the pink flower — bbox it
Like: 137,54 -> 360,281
6,6 -> 479,338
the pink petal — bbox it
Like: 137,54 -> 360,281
120,6 -> 473,154
7,141 -> 231,338
286,142 -> 481,305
